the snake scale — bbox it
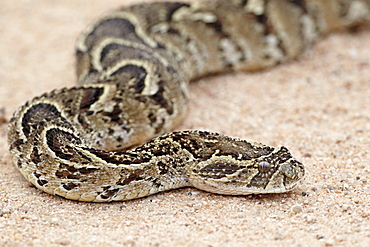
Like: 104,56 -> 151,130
8,0 -> 370,202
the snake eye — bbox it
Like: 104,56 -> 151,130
258,161 -> 271,173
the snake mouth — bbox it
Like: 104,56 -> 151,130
284,177 -> 303,191
268,177 -> 304,194
247,177 -> 304,195
192,176 -> 305,196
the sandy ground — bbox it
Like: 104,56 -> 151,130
1,0 -> 370,246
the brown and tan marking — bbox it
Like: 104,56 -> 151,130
8,0 -> 370,202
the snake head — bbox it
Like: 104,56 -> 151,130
188,145 -> 305,196
253,146 -> 305,194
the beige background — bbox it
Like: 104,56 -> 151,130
1,0 -> 370,246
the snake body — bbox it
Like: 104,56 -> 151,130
8,0 -> 370,202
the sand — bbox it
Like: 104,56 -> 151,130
1,0 -> 370,246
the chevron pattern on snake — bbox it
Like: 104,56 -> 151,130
8,0 -> 370,202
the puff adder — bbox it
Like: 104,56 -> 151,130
8,0 -> 370,202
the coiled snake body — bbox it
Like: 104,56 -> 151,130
8,0 -> 370,202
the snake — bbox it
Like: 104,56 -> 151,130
7,0 -> 370,202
